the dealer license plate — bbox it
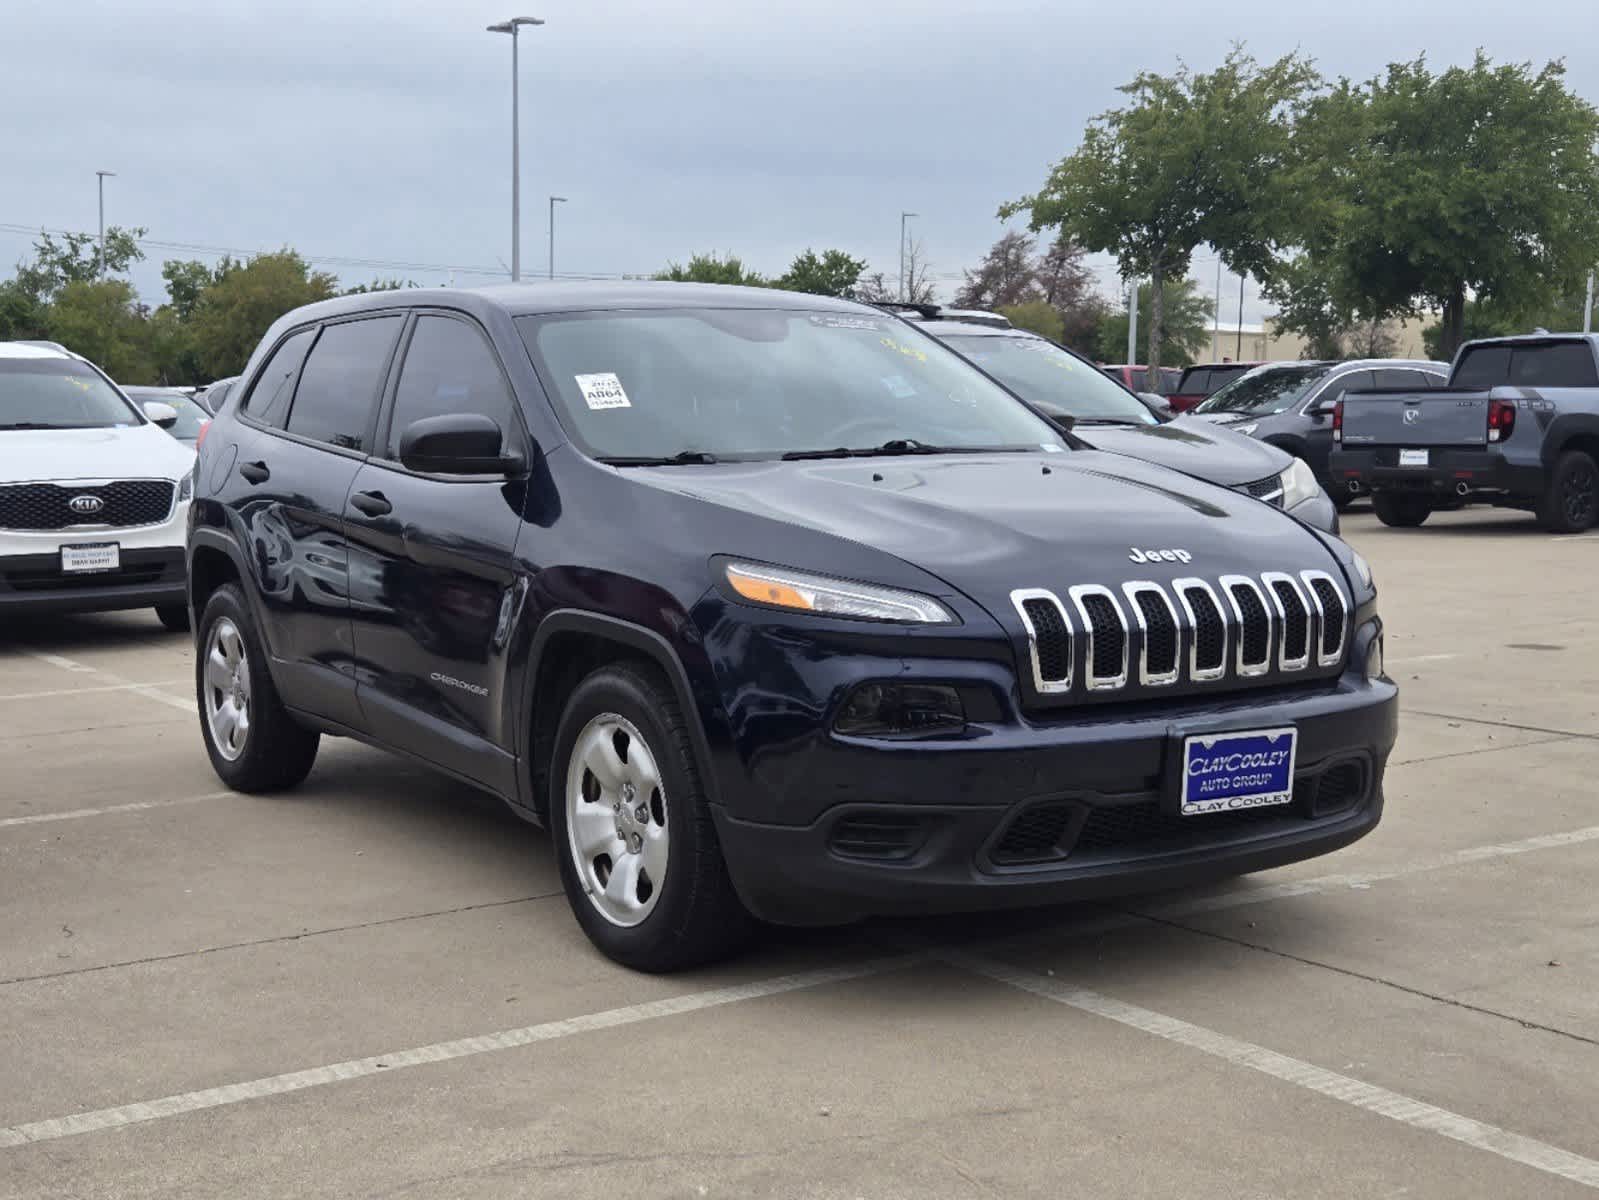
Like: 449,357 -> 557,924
1399,449 -> 1429,467
1180,727 -> 1297,816
60,543 -> 120,574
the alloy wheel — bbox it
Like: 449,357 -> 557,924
202,616 -> 251,761
1564,462 -> 1597,527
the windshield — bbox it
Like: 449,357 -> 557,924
1196,364 -> 1331,414
945,336 -> 1156,425
518,308 -> 1064,461
0,357 -> 142,430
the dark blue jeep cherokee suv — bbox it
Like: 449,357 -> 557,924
187,283 -> 1397,970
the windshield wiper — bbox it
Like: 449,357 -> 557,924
781,439 -> 1032,461
597,450 -> 719,466
0,422 -> 74,431
1069,417 -> 1140,427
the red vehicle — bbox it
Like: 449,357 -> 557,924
1165,362 -> 1263,412
1100,364 -> 1181,395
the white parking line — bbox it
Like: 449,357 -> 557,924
0,792 -> 229,829
951,951 -> 1599,1190
22,650 -> 195,715
0,680 -> 188,703
0,954 -> 917,1148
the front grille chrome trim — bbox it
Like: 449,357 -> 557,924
1120,581 -> 1181,686
1068,584 -> 1129,691
1219,574 -> 1273,677
1172,576 -> 1228,683
1300,569 -> 1349,668
1009,588 -> 1073,694
1261,571 -> 1311,672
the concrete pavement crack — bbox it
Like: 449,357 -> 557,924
1390,734 -> 1575,767
1408,709 -> 1599,743
0,891 -> 564,987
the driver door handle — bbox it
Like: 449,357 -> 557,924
238,461 -> 270,484
350,490 -> 392,518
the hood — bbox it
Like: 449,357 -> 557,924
1076,417 -> 1289,487
1191,410 -> 1256,427
631,449 -> 1337,619
0,424 -> 195,484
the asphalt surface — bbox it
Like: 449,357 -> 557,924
2,506 -> 1597,1198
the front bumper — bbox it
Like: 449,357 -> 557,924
0,507 -> 189,614
1330,446 -> 1543,501
712,664 -> 1397,926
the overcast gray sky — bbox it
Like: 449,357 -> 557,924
4,0 -> 1594,323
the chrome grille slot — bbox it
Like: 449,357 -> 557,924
1301,570 -> 1349,667
1174,578 -> 1227,682
1069,585 -> 1128,690
1241,474 -> 1286,507
1010,589 -> 1072,693
1221,575 -> 1272,676
1262,572 -> 1311,672
1123,582 -> 1180,686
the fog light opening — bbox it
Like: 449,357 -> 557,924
1365,634 -> 1385,681
834,682 -> 965,737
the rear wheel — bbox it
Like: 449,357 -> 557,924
1372,492 -> 1432,528
155,604 -> 190,633
1537,451 -> 1599,533
195,584 -> 319,791
550,661 -> 754,971
1331,484 -> 1357,512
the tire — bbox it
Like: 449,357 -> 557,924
155,604 -> 190,633
195,583 -> 319,792
1332,486 -> 1356,513
1537,450 -> 1599,533
550,660 -> 754,971
1372,492 -> 1432,528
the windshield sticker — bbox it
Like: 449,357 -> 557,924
575,372 -> 631,410
879,335 -> 929,363
808,314 -> 881,332
881,374 -> 917,399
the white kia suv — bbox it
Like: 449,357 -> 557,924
1,341 -> 196,629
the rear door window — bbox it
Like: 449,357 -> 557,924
285,316 -> 403,452
385,315 -> 521,460
1181,369 -> 1212,393
1510,343 -> 1599,387
1373,368 -> 1431,390
1452,346 -> 1511,388
1319,370 -> 1376,405
243,329 -> 315,429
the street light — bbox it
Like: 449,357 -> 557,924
548,195 -> 567,281
486,16 -> 545,282
899,211 -> 918,301
95,170 -> 116,278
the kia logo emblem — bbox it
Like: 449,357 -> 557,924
68,495 -> 104,516
1403,408 -> 1420,425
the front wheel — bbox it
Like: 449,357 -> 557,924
550,661 -> 753,971
1372,492 -> 1432,528
1538,450 -> 1599,533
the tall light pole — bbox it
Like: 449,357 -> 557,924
548,195 -> 566,280
486,16 -> 544,282
898,212 -> 918,301
95,170 -> 116,278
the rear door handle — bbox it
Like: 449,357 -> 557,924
238,461 -> 270,484
350,490 -> 392,518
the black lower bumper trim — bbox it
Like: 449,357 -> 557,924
0,548 -> 186,614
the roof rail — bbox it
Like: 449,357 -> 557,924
870,301 -> 942,320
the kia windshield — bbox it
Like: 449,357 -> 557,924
943,335 -> 1157,426
518,309 -> 1065,462
0,357 -> 143,430
1196,364 -> 1331,414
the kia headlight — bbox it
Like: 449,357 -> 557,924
1279,458 -> 1320,510
177,471 -> 194,502
724,562 -> 954,624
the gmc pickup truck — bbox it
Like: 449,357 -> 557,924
1329,334 -> 1599,532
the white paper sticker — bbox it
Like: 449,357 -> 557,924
576,372 -> 631,410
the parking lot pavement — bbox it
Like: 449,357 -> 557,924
3,505 -> 1597,1198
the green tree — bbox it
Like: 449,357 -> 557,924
997,301 -> 1065,342
191,251 -> 338,377
1285,55 -> 1599,360
955,231 -> 1042,310
1096,277 -> 1213,366
160,257 -> 235,322
775,249 -> 867,297
46,280 -> 154,382
1036,234 -> 1108,354
0,279 -> 49,340
654,253 -> 766,286
343,277 -> 419,295
14,227 -> 147,304
1003,48 -> 1317,374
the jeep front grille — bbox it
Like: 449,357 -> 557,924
1011,570 -> 1346,699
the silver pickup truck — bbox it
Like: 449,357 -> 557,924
1328,334 -> 1599,532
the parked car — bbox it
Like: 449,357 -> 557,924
1,342 -> 195,628
188,283 -> 1395,971
1331,334 -> 1599,531
1193,360 -> 1449,509
196,376 -> 240,416
908,315 -> 1339,533
123,385 -> 212,445
1167,362 -> 1263,412
1101,364 -> 1182,395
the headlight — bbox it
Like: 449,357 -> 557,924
1279,458 -> 1320,509
1350,549 -> 1373,590
177,471 -> 194,502
724,562 -> 954,624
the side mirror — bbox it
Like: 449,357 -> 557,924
143,400 -> 179,429
1309,398 -> 1338,418
398,413 -> 524,475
